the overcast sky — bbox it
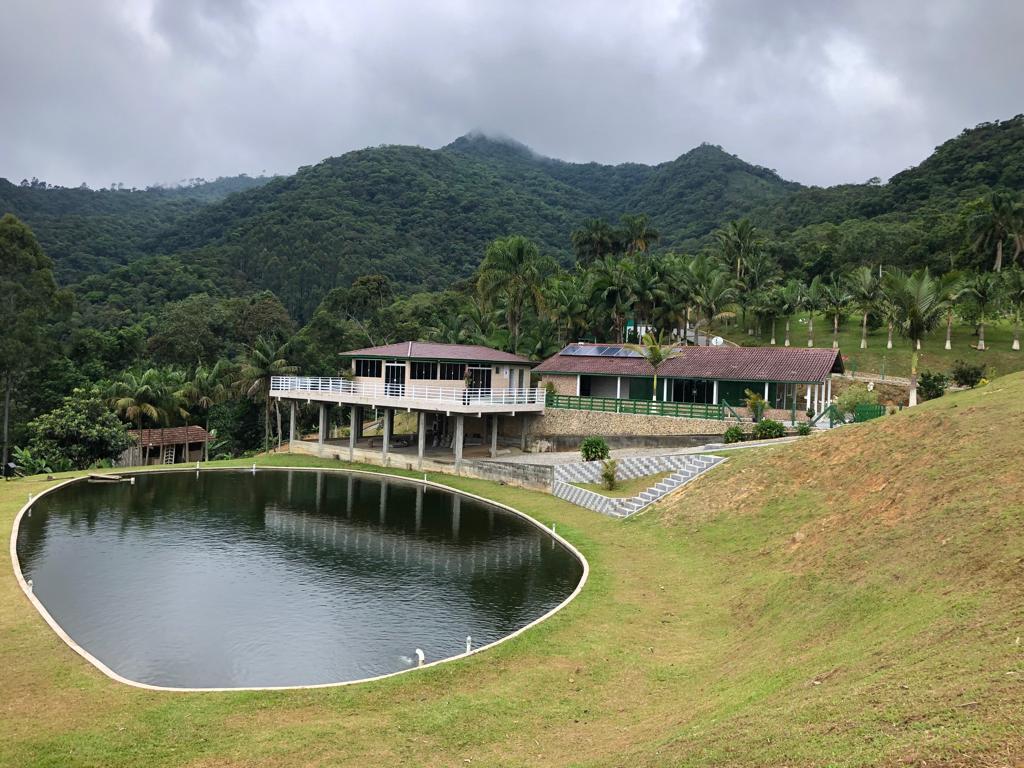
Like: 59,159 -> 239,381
2,0 -> 1022,189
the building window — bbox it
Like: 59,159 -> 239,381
354,359 -> 382,377
439,362 -> 466,380
410,361 -> 438,380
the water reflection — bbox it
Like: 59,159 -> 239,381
16,470 -> 582,688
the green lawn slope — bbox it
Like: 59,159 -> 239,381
1,375 -> 1021,766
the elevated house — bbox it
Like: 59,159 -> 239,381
270,342 -> 541,467
534,343 -> 844,420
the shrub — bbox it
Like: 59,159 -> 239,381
600,458 -> 618,490
951,359 -> 985,388
836,384 -> 879,417
796,422 -> 812,436
752,418 -> 785,440
543,380 -> 558,397
917,370 -> 949,401
580,436 -> 610,461
723,425 -> 745,444
743,388 -> 766,422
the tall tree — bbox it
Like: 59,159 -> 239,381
818,274 -> 852,349
847,265 -> 879,350
570,218 -> 616,266
934,271 -> 967,351
235,338 -> 298,454
618,214 -> 660,256
108,369 -> 164,466
181,360 -> 234,460
964,272 -> 1003,351
714,218 -> 762,280
883,269 -> 945,406
779,279 -> 807,348
689,256 -> 737,344
591,255 -> 634,343
805,275 -> 823,347
1003,267 -> 1024,351
0,215 -> 60,475
477,235 -> 553,354
969,192 -> 1018,272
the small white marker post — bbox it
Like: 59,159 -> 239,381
415,648 -> 425,667
465,635 -> 472,654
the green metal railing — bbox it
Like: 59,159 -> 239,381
853,403 -> 886,422
547,394 -> 726,420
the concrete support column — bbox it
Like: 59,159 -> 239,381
381,408 -> 392,465
355,407 -> 363,440
662,378 -> 668,402
520,414 -> 528,452
318,403 -> 327,446
616,376 -> 622,399
826,377 -> 832,407
288,401 -> 296,449
417,411 -> 426,470
454,414 -> 465,469
712,380 -> 719,405
575,375 -> 581,396
349,405 -> 357,462
805,383 -> 812,413
763,381 -> 769,401
490,416 -> 498,458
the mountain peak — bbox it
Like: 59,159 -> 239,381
443,131 -> 543,161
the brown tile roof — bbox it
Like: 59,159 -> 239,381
340,341 -> 533,365
534,344 -> 844,383
129,426 -> 211,446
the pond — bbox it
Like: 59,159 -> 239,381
14,469 -> 585,689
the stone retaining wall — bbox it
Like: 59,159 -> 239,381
527,408 -> 734,439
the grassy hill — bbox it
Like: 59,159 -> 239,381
2,374 -> 1020,766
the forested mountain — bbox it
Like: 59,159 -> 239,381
0,175 -> 271,284
3,116 -> 1024,326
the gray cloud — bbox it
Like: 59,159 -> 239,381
2,0 -> 1022,189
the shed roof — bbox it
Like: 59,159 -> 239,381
129,426 -> 211,447
340,341 -> 533,365
534,344 -> 844,383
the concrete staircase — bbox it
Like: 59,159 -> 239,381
552,454 -> 725,518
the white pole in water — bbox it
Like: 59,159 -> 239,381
251,463 -> 256,474
130,477 -> 136,485
415,648 -> 425,667
465,636 -> 472,654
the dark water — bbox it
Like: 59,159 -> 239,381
16,469 -> 583,688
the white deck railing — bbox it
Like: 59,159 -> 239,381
270,376 -> 546,406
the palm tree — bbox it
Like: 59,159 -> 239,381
847,265 -> 879,350
108,369 -> 163,466
158,367 -> 189,461
1003,267 -> 1024,351
778,280 -> 806,348
570,218 -> 616,266
689,256 -> 737,344
477,235 -> 554,354
627,258 -> 666,337
618,213 -> 660,256
818,274 -> 852,349
591,255 -> 634,342
755,285 -> 787,345
624,331 -> 683,401
736,249 -> 780,334
964,272 -> 1003,351
235,337 -> 298,454
181,360 -> 233,461
883,269 -> 945,406
543,274 -> 591,346
713,218 -> 761,280
969,192 -> 1018,272
805,276 -> 823,347
934,271 -> 966,351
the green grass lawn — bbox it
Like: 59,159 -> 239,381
572,471 -> 672,498
2,379 -> 1022,766
715,313 -> 1022,379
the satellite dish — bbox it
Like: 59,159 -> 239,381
711,336 -> 725,346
